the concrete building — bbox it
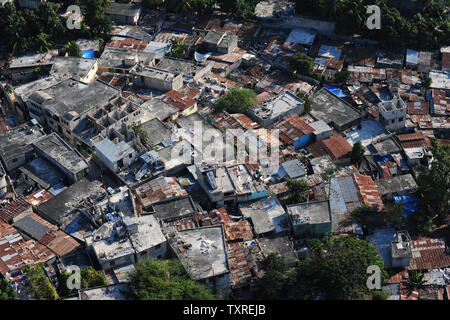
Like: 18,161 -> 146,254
32,133 -> 89,183
0,121 -> 45,171
239,197 -> 289,236
287,200 -> 332,238
76,95 -> 143,150
378,94 -> 407,132
168,226 -> 231,296
277,159 -> 306,179
258,235 -> 298,267
50,56 -> 98,83
105,3 -> 142,25
201,31 -> 238,54
26,78 -> 120,146
366,228 -> 412,269
194,163 -> 268,207
309,120 -> 332,141
150,196 -> 198,222
374,174 -> 417,200
7,50 -> 58,85
247,90 -> 305,127
94,138 -> 136,173
89,221 -> 136,270
126,215 -> 167,262
156,57 -> 213,81
19,157 -> 66,191
98,47 -> 155,74
139,118 -> 173,148
130,65 -> 183,92
310,87 -> 362,132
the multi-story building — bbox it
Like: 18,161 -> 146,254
378,94 -> 407,132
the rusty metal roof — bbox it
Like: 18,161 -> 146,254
0,220 -> 55,276
136,176 -> 187,208
270,113 -> 314,145
25,189 -> 54,207
408,237 -> 450,270
321,135 -> 353,160
352,173 -> 384,211
0,198 -> 32,223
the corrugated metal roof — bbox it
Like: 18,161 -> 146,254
0,198 -> 32,223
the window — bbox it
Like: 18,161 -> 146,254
129,153 -> 133,158
391,120 -> 395,124
399,117 -> 403,122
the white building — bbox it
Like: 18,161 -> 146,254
378,94 -> 407,132
94,138 -> 136,173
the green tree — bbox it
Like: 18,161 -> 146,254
350,141 -> 365,165
423,77 -> 432,88
214,88 -> 256,113
81,266 -> 108,289
4,84 -> 13,94
287,52 -> 314,76
289,236 -> 387,300
128,259 -> 216,300
25,263 -> 59,300
297,92 -> 311,114
385,202 -> 404,227
285,177 -> 310,204
142,0 -> 164,10
372,289 -> 389,300
334,68 -> 350,84
407,210 -> 436,236
63,41 -> 83,57
350,205 -> 384,234
256,253 -> 292,300
168,38 -> 187,59
0,278 -> 18,300
81,0 -> 113,38
406,270 -> 427,291
414,139 -> 450,224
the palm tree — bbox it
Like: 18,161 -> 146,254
406,270 -> 427,292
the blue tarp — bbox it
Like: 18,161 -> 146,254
394,195 -> 420,218
82,49 -> 94,59
325,85 -> 347,98
374,155 -> 394,163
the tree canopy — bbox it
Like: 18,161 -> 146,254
350,204 -> 384,234
334,68 -> 350,84
214,88 -> 256,113
81,266 -> 108,289
127,259 -> 216,300
350,141 -> 365,165
294,0 -> 450,50
254,236 -> 387,300
287,52 -> 314,76
297,92 -> 311,114
63,41 -> 83,57
255,253 -> 293,300
285,177 -> 310,205
290,236 -> 387,300
25,263 -> 59,300
413,139 -> 450,230
0,278 -> 18,300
